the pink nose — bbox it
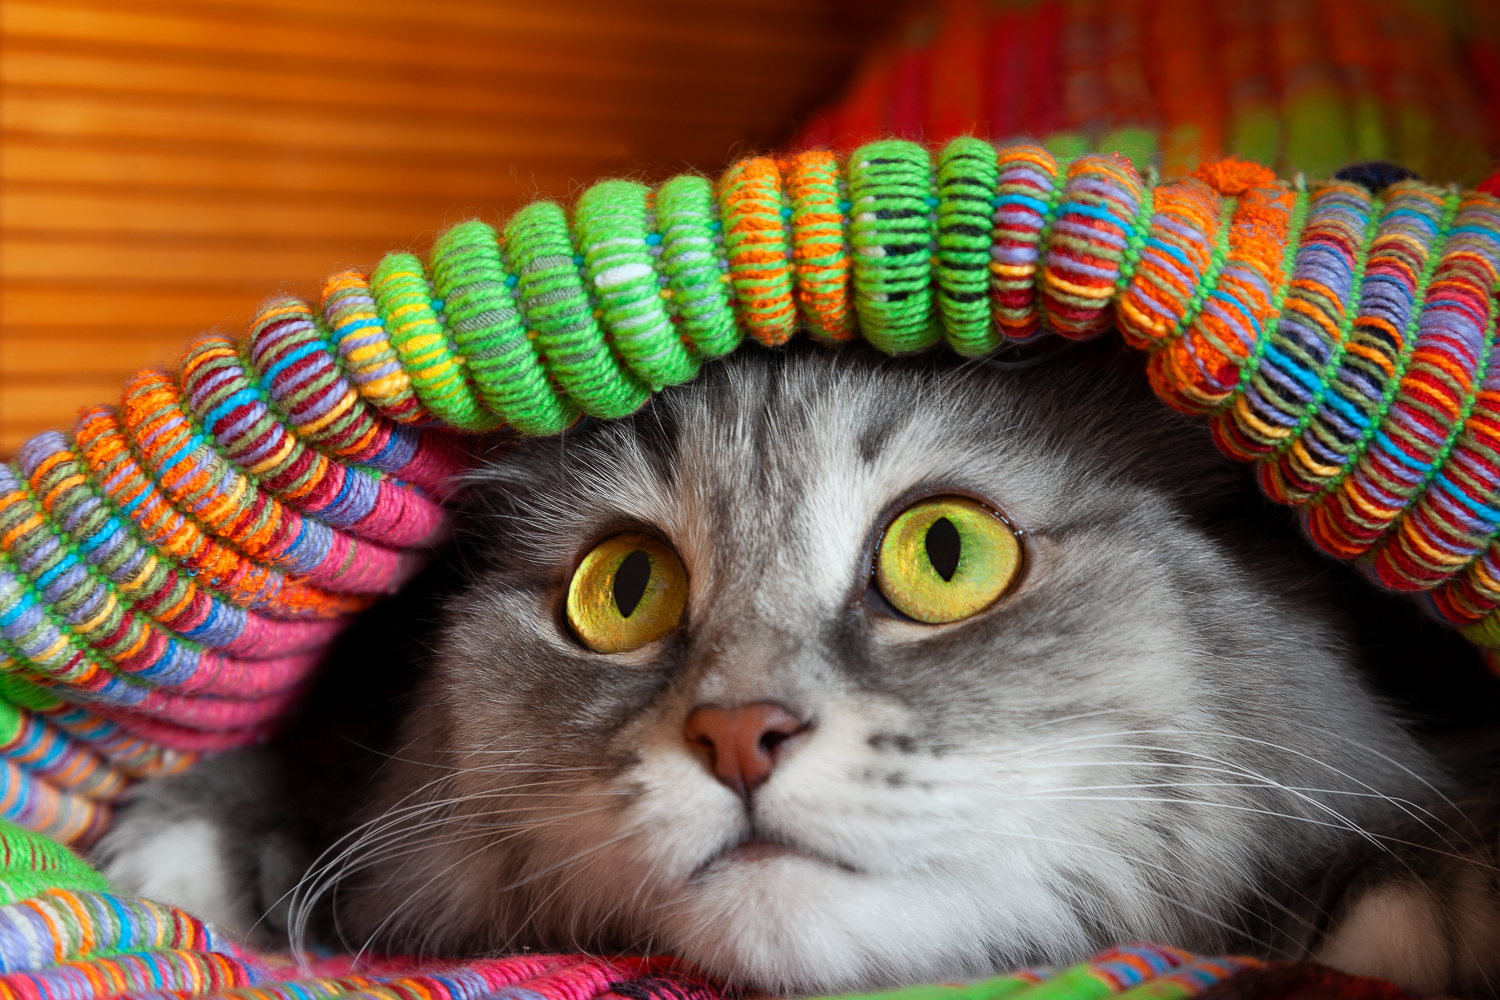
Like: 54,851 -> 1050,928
684,702 -> 807,797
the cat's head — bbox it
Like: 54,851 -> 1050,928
342,344 -> 1428,992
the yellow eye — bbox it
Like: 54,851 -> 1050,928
875,496 -> 1021,624
567,532 -> 688,653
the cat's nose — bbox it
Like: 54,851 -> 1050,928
684,702 -> 807,797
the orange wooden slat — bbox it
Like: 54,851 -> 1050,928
0,377 -> 138,452
3,2 -> 826,84
0,46 -> 734,125
2,186 -> 475,241
0,139 -> 603,199
4,331 -> 201,377
3,285 -> 290,327
3,236 -> 394,284
152,0 -> 847,47
3,89 -> 635,162
0,0 -> 899,452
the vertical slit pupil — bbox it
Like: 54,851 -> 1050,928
613,550 -> 653,618
925,517 -> 961,582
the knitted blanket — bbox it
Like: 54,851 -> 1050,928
6,0 -> 1500,993
1,144 -> 1492,999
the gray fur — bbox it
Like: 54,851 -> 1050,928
97,345 -> 1500,996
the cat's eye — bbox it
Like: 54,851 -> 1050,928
567,532 -> 688,652
875,496 -> 1021,624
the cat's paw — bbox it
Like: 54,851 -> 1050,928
93,749 -> 306,945
1316,849 -> 1500,998
99,814 -> 253,933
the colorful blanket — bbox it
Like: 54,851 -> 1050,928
1,144 -> 1497,998
3,3 -> 1499,995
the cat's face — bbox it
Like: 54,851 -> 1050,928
350,346 -> 1427,993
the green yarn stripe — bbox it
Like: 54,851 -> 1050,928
655,176 -> 741,358
371,253 -> 502,432
428,220 -> 576,435
848,139 -> 941,354
504,201 -> 650,419
0,672 -> 61,713
575,180 -> 699,390
0,818 -> 107,905
935,137 -> 1000,356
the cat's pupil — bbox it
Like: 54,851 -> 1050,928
925,518 -> 961,582
614,550 -> 653,618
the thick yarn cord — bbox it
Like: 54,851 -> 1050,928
1,138 -> 1499,845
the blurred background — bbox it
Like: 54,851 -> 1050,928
0,0 -> 899,452
2,0 -> 1498,453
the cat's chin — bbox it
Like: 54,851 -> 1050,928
691,835 -> 858,878
661,853 -> 1008,996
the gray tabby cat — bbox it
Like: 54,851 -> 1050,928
96,343 -> 1500,997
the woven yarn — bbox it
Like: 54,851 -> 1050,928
0,140 -> 1498,854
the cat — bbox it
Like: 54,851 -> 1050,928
96,340 -> 1500,998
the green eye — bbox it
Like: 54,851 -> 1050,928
875,496 -> 1021,623
567,533 -> 688,652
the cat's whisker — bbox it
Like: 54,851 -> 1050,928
510,829 -> 655,955
498,828 -> 644,893
1009,750 -> 1493,892
292,782 -> 591,907
1019,708 -> 1135,730
349,834 -> 514,965
290,803 -> 621,960
992,830 -> 1311,955
995,731 -> 1482,855
287,787 -> 617,956
351,826 -> 643,966
303,792 -> 612,887
1009,793 -> 1397,834
1182,726 -> 1485,854
1218,712 -> 1490,851
342,811 -> 605,878
284,820 -> 553,952
987,740 -> 1392,852
1012,776 -> 1465,830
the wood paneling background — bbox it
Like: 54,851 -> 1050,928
0,0 -> 899,452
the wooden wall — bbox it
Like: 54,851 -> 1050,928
0,0 -> 898,453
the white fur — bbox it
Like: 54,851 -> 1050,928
102,819 -> 252,937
